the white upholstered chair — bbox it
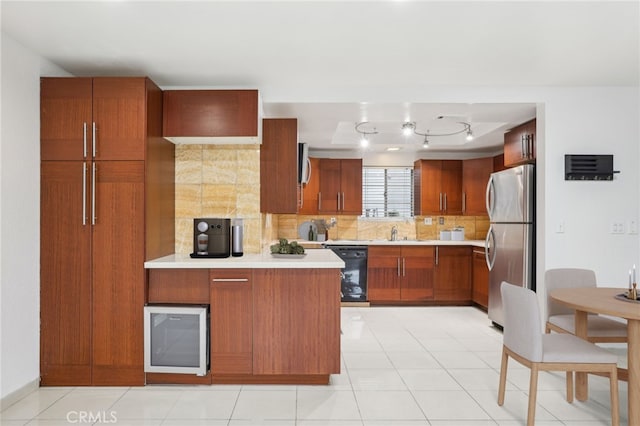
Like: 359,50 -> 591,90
498,282 -> 619,426
545,268 -> 627,343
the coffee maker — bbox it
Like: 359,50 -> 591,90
191,218 -> 231,258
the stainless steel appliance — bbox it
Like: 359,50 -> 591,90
325,245 -> 368,302
485,164 -> 535,328
143,305 -> 209,376
191,218 -> 231,258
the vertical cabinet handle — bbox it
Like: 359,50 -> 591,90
92,122 -> 96,158
318,192 -> 322,210
521,134 -> 526,158
82,163 -> 87,226
402,258 -> 406,277
528,133 -> 534,159
342,192 -> 345,211
439,193 -> 443,211
435,246 -> 439,266
444,193 -> 447,212
337,192 -> 341,211
462,192 -> 466,213
92,163 -> 96,225
397,257 -> 401,277
83,122 -> 87,159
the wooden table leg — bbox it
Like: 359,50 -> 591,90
628,319 -> 640,426
574,310 -> 589,401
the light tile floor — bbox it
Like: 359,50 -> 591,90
1,306 -> 629,425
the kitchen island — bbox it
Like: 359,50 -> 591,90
144,249 -> 344,385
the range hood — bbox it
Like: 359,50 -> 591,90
163,89 -> 262,144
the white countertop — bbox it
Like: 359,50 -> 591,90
145,249 -> 345,269
310,239 -> 486,248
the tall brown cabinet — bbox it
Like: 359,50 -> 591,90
40,77 -> 175,386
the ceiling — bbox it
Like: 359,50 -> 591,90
2,1 -> 638,157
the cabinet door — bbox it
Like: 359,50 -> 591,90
434,246 -> 472,302
414,160 -> 442,215
163,90 -> 259,138
92,161 -> 145,385
472,249 -> 489,308
493,154 -> 507,172
340,159 -> 363,214
462,157 -> 493,216
367,246 -> 401,302
210,269 -> 253,375
318,159 -> 341,214
92,78 -> 147,161
40,78 -> 93,161
441,160 -> 462,214
148,269 -> 209,304
253,269 -> 340,375
299,157 -> 320,214
40,161 -> 92,385
400,246 -> 435,301
260,118 -> 298,213
504,119 -> 536,167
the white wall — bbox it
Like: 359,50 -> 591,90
0,34 -> 637,400
0,33 -> 70,401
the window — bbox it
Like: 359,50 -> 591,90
362,167 -> 414,218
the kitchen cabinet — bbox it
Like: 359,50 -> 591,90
148,269 -> 209,304
40,77 -> 174,386
504,118 -> 536,167
260,118 -> 298,214
162,89 -> 260,143
253,268 -> 340,377
414,160 -> 462,215
434,246 -> 472,302
210,269 -> 253,375
368,246 -> 435,302
462,157 -> 493,216
493,154 -> 507,172
472,248 -> 489,309
299,157 -> 320,215
318,158 -> 362,215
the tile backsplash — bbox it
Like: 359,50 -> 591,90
174,145 -> 490,253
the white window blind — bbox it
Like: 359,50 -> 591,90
362,167 -> 414,218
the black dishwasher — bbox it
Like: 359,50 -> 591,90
325,245 -> 368,302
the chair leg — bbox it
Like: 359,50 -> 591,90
527,364 -> 539,426
610,366 -> 619,426
566,371 -> 574,403
498,347 -> 508,406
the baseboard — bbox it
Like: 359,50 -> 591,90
1,378 -> 39,411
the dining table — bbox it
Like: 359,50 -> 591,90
549,287 -> 640,425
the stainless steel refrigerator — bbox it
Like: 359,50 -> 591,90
485,164 -> 535,328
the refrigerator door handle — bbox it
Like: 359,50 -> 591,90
486,175 -> 495,219
485,225 -> 496,270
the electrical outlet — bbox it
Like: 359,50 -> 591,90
438,217 -> 445,225
611,222 -> 625,234
556,222 -> 565,233
629,220 -> 638,234
424,217 -> 433,225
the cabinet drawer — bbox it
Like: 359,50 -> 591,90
148,269 -> 209,304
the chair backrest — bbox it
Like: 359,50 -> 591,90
501,282 -> 543,362
544,268 -> 597,318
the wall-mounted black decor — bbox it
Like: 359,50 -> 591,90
564,154 -> 618,180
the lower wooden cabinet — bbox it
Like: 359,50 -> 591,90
472,248 -> 489,308
434,246 -> 472,302
148,269 -> 209,304
368,246 -> 435,302
252,269 -> 341,375
210,269 -> 253,375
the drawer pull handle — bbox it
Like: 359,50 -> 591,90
212,278 -> 249,282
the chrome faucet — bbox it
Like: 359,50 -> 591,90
390,226 -> 398,241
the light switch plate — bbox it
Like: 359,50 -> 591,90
424,217 -> 433,225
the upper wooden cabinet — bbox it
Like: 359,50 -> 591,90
299,157 -> 320,215
462,157 -> 493,216
504,118 -> 536,167
318,158 -> 362,215
493,154 -> 507,172
260,118 -> 298,214
162,90 -> 260,144
414,160 -> 462,215
41,77 -> 149,161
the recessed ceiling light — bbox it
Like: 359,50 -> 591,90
386,147 -> 401,152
